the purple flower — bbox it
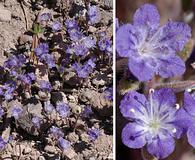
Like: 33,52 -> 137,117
116,4 -> 191,81
58,137 -> 71,150
39,80 -> 52,92
0,136 -> 8,150
50,126 -> 64,139
52,21 -> 62,32
12,105 -> 23,119
65,19 -> 79,30
81,106 -> 93,118
88,6 -> 101,25
82,37 -> 96,49
56,102 -> 70,118
44,101 -> 54,113
0,107 -> 4,118
87,128 -> 100,141
74,44 -> 89,56
68,28 -> 83,42
32,116 -> 41,128
72,58 -> 96,78
2,82 -> 16,101
104,87 -> 113,101
4,55 -> 26,69
98,38 -> 113,54
34,43 -> 49,58
182,91 -> 195,148
42,54 -> 55,68
120,88 -> 189,159
39,13 -> 51,22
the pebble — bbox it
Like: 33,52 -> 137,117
0,5 -> 11,22
44,145 -> 57,154
63,148 -> 77,159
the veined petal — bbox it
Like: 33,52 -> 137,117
157,54 -> 185,78
147,136 -> 175,159
160,22 -> 191,52
133,4 -> 160,31
120,90 -> 148,120
122,123 -> 147,149
128,57 -> 156,81
183,91 -> 195,117
116,24 -> 143,57
187,125 -> 195,148
152,88 -> 176,112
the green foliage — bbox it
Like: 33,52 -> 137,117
31,23 -> 44,35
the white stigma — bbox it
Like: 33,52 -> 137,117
187,88 -> 192,92
175,104 -> 180,110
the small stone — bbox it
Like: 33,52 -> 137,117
19,34 -> 33,45
68,95 -> 76,103
67,132 -> 79,143
44,145 -> 57,154
69,103 -> 82,115
63,148 -> 77,160
0,5 -> 11,22
88,26 -> 97,33
23,146 -> 32,154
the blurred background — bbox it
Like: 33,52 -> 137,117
116,0 -> 195,160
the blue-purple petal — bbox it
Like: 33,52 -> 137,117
183,91 -> 195,117
128,58 -> 155,81
122,123 -> 147,149
187,125 -> 195,148
147,136 -> 175,159
120,90 -> 148,120
157,54 -> 185,78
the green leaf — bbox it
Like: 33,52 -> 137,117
31,23 -> 44,35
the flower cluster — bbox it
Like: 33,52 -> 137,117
116,4 -> 191,81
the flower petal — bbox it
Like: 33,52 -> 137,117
122,123 -> 147,149
128,57 -> 156,81
147,136 -> 175,159
157,54 -> 185,78
120,90 -> 148,120
152,88 -> 176,111
133,4 -> 160,31
116,24 -> 139,57
187,125 -> 195,147
183,91 -> 195,117
160,22 -> 191,52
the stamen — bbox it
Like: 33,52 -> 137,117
149,88 -> 155,94
175,104 -> 180,110
130,108 -> 135,113
172,128 -> 177,133
187,88 -> 192,92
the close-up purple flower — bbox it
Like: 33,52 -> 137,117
87,128 -> 100,141
116,4 -> 191,81
50,126 -> 64,139
58,137 -> 71,150
88,6 -> 101,25
120,88 -> 189,159
12,105 -> 23,119
52,21 -> 62,32
56,102 -> 70,118
39,80 -> 52,92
